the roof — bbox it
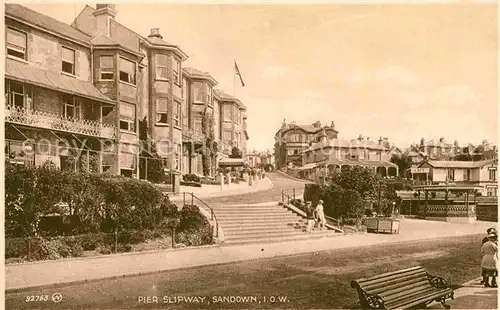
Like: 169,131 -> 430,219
317,159 -> 396,168
420,159 -> 497,169
6,58 -> 114,104
412,184 -> 485,191
304,138 -> 387,152
214,89 -> 247,110
6,4 -> 90,45
183,67 -> 218,85
144,36 -> 189,60
298,163 -> 317,170
90,34 -> 145,57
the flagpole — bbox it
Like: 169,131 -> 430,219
233,59 -> 236,99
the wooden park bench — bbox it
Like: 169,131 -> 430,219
350,266 -> 454,309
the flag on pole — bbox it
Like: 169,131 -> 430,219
234,61 -> 245,87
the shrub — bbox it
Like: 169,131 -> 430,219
33,239 -> 63,260
96,245 -> 112,255
5,238 -> 29,259
183,174 -> 201,183
179,205 -> 209,231
5,257 -> 26,264
303,183 -> 323,205
118,244 -> 132,253
176,226 -> 213,247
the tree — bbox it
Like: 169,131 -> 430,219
341,189 -> 365,227
390,154 -> 412,177
330,166 -> 379,201
138,117 -> 164,183
201,108 -> 218,176
229,147 -> 243,159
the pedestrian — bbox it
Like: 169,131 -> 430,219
315,200 -> 326,231
305,201 -> 315,233
481,228 -> 498,284
481,233 -> 498,288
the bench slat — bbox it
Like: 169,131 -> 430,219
369,276 -> 429,295
384,285 -> 435,303
361,271 -> 427,292
359,269 -> 427,289
355,266 -> 423,284
379,279 -> 432,299
386,289 -> 452,309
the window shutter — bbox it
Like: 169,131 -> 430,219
7,28 -> 26,49
62,47 -> 75,63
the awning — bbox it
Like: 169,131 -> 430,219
6,58 -> 115,104
298,163 -> 317,171
219,158 -> 245,166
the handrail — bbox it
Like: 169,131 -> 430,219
181,192 -> 219,239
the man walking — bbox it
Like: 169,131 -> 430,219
316,200 -> 326,231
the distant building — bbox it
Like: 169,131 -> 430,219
299,131 -> 398,182
413,159 -> 498,196
246,150 -> 261,168
274,120 -> 338,170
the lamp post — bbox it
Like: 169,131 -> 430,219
392,201 -> 396,216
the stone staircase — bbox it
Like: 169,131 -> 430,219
214,204 -> 339,244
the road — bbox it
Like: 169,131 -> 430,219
6,234 -> 489,309
203,172 -> 308,205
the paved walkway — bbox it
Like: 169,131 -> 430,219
427,277 -> 498,309
5,219 -> 495,292
170,177 -> 273,201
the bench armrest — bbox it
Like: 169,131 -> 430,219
426,273 -> 452,289
350,281 -> 386,309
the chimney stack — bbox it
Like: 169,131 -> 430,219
148,28 -> 163,39
93,4 -> 116,37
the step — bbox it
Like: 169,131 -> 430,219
220,221 -> 305,228
214,206 -> 282,211
223,231 -> 341,245
224,230 -> 306,239
223,225 -> 305,234
214,210 -> 296,215
217,217 -> 303,223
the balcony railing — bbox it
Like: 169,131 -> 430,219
5,105 -> 116,139
181,125 -> 205,143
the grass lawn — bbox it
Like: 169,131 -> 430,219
6,234 -> 486,309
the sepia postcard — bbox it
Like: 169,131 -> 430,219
2,1 -> 498,309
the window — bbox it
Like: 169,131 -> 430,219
207,85 -> 212,106
100,56 -> 114,80
464,169 -> 470,181
6,81 -> 27,108
62,95 -> 81,119
193,82 -> 205,103
120,102 -> 136,132
489,169 -> 497,181
447,169 -> 455,181
293,149 -> 299,155
289,134 -> 300,142
287,149 -> 295,156
119,57 -> 136,84
194,117 -> 202,134
173,101 -> 181,127
156,54 -> 168,79
223,104 -> 232,121
359,151 -> 365,160
486,187 -> 497,197
222,131 -> 232,141
183,100 -> 189,127
173,57 -> 181,85
61,47 -> 75,75
6,28 -> 27,60
156,98 -> 168,124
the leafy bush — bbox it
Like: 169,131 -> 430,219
176,226 -> 213,246
183,174 -> 201,183
118,244 -> 133,253
5,257 -> 26,264
5,238 -> 29,259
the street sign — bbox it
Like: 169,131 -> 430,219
410,168 -> 430,174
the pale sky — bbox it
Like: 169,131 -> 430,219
16,2 -> 498,151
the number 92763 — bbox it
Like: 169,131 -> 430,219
25,295 -> 49,302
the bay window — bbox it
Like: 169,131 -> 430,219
489,169 -> 497,181
120,102 -> 136,132
206,85 -> 212,106
173,57 -> 181,85
223,131 -> 232,141
194,117 -> 202,134
156,54 -> 168,79
119,57 -> 136,85
99,56 -> 114,80
156,97 -> 168,124
6,28 -> 27,60
173,101 -> 181,127
193,81 -> 205,103
223,104 -> 232,121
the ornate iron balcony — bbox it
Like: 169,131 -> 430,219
5,105 -> 117,139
